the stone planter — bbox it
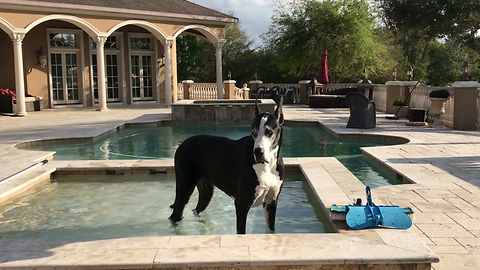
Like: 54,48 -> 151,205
393,105 -> 409,118
429,97 -> 448,125
429,97 -> 448,115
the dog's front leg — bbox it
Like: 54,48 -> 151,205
234,199 -> 251,234
263,200 -> 278,232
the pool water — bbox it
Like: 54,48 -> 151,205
0,173 -> 334,240
28,123 -> 401,188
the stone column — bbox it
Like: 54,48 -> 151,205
478,90 -> 480,130
248,80 -> 262,99
452,81 -> 480,130
385,81 -> 417,114
164,39 -> 173,106
223,80 -> 236,99
298,80 -> 311,105
96,36 -> 108,111
11,33 -> 27,116
182,80 -> 193,99
215,40 -> 226,99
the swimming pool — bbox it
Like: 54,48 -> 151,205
0,172 -> 334,239
26,123 -> 401,188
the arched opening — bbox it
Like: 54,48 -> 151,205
0,27 -> 15,94
105,21 -> 169,104
20,18 -> 99,108
173,25 -> 223,101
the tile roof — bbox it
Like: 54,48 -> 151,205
16,0 -> 237,22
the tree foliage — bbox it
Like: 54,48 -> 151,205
177,20 -> 263,85
376,0 -> 480,70
264,0 -> 385,82
176,34 -> 215,83
175,0 -> 480,87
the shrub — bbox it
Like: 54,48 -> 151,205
393,99 -> 409,106
429,89 -> 451,98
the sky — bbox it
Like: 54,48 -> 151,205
189,0 -> 277,48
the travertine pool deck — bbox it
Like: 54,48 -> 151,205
1,103 -> 479,269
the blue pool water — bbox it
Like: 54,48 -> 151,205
0,172 -> 334,239
27,123 -> 401,188
1,123 -> 401,239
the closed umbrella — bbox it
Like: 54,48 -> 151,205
319,49 -> 329,84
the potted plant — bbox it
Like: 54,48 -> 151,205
429,89 -> 450,124
392,99 -> 409,118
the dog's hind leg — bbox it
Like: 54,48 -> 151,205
263,200 -> 278,232
194,179 -> 214,215
169,173 -> 197,223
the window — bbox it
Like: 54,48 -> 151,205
50,33 -> 77,48
130,37 -> 152,50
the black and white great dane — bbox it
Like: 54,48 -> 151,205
169,98 -> 284,234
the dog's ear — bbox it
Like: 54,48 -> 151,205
274,97 -> 284,125
255,96 -> 260,116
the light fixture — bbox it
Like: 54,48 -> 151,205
158,54 -> 165,67
392,66 -> 397,81
462,60 -> 470,81
362,68 -> 367,80
36,46 -> 48,69
406,65 -> 413,81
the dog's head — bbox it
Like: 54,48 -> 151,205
251,98 -> 284,164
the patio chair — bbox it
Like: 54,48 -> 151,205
346,92 -> 376,129
309,87 -> 360,108
272,86 -> 296,105
0,92 -> 44,113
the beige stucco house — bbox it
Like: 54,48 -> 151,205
0,0 -> 236,115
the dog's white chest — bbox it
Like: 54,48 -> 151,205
251,163 -> 282,208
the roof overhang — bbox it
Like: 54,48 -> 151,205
0,0 -> 238,26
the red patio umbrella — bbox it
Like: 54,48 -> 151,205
318,49 -> 329,84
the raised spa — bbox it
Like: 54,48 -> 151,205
171,99 -> 276,123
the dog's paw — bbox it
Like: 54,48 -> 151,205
168,215 -> 183,223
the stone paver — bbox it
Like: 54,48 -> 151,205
1,104 -> 480,269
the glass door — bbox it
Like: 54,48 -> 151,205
131,54 -> 153,101
50,52 -> 79,104
92,53 -> 120,102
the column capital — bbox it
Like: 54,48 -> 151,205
95,36 -> 108,47
165,39 -> 174,48
215,39 -> 226,50
11,32 -> 26,44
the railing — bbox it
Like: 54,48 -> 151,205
177,83 -> 217,100
409,85 -> 454,128
258,83 -> 299,90
443,93 -> 454,128
177,83 -> 184,101
258,83 -> 300,102
234,86 -> 242,99
321,83 -> 358,92
373,84 -> 387,112
191,83 -> 217,100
